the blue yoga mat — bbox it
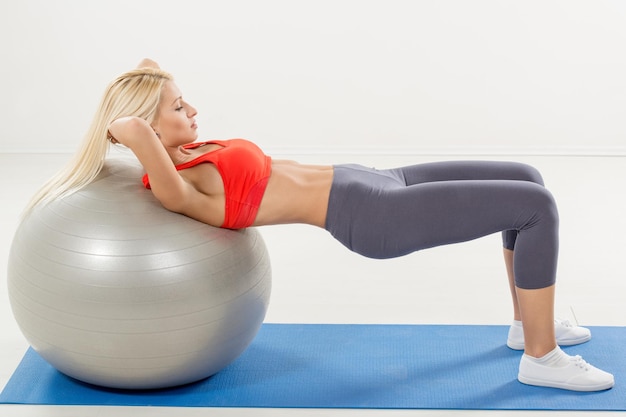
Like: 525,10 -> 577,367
1,324 -> 624,410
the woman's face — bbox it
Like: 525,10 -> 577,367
152,81 -> 198,147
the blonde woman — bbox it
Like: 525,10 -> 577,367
26,59 -> 614,392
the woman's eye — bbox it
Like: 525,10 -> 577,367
175,106 -> 184,111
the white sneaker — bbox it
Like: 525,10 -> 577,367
518,350 -> 614,391
507,318 -> 591,350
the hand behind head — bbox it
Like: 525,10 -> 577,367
137,58 -> 160,69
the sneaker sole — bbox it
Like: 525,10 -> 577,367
507,334 -> 591,351
557,334 -> 592,346
518,374 -> 614,392
507,339 -> 525,350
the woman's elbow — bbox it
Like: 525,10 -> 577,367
153,189 -> 187,214
162,196 -> 188,214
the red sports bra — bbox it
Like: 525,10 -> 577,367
142,139 -> 272,229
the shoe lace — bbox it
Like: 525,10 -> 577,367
555,318 -> 574,328
571,355 -> 590,371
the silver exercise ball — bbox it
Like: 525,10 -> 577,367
7,157 -> 272,389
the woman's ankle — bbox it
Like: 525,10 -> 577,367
523,342 -> 558,358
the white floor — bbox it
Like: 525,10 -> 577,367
1,152 -> 624,417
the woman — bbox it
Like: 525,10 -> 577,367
26,59 -> 614,392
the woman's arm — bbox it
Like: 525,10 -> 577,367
108,117 -> 192,212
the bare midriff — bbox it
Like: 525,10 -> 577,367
253,160 -> 334,228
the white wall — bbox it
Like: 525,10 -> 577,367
1,0 -> 625,155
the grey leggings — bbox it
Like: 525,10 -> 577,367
324,161 -> 559,290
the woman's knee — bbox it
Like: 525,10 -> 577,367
512,162 -> 545,186
518,183 -> 559,229
534,185 -> 558,224
503,183 -> 558,251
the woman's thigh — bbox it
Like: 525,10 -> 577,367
388,160 -> 545,186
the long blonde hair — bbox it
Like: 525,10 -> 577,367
23,67 -> 173,216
